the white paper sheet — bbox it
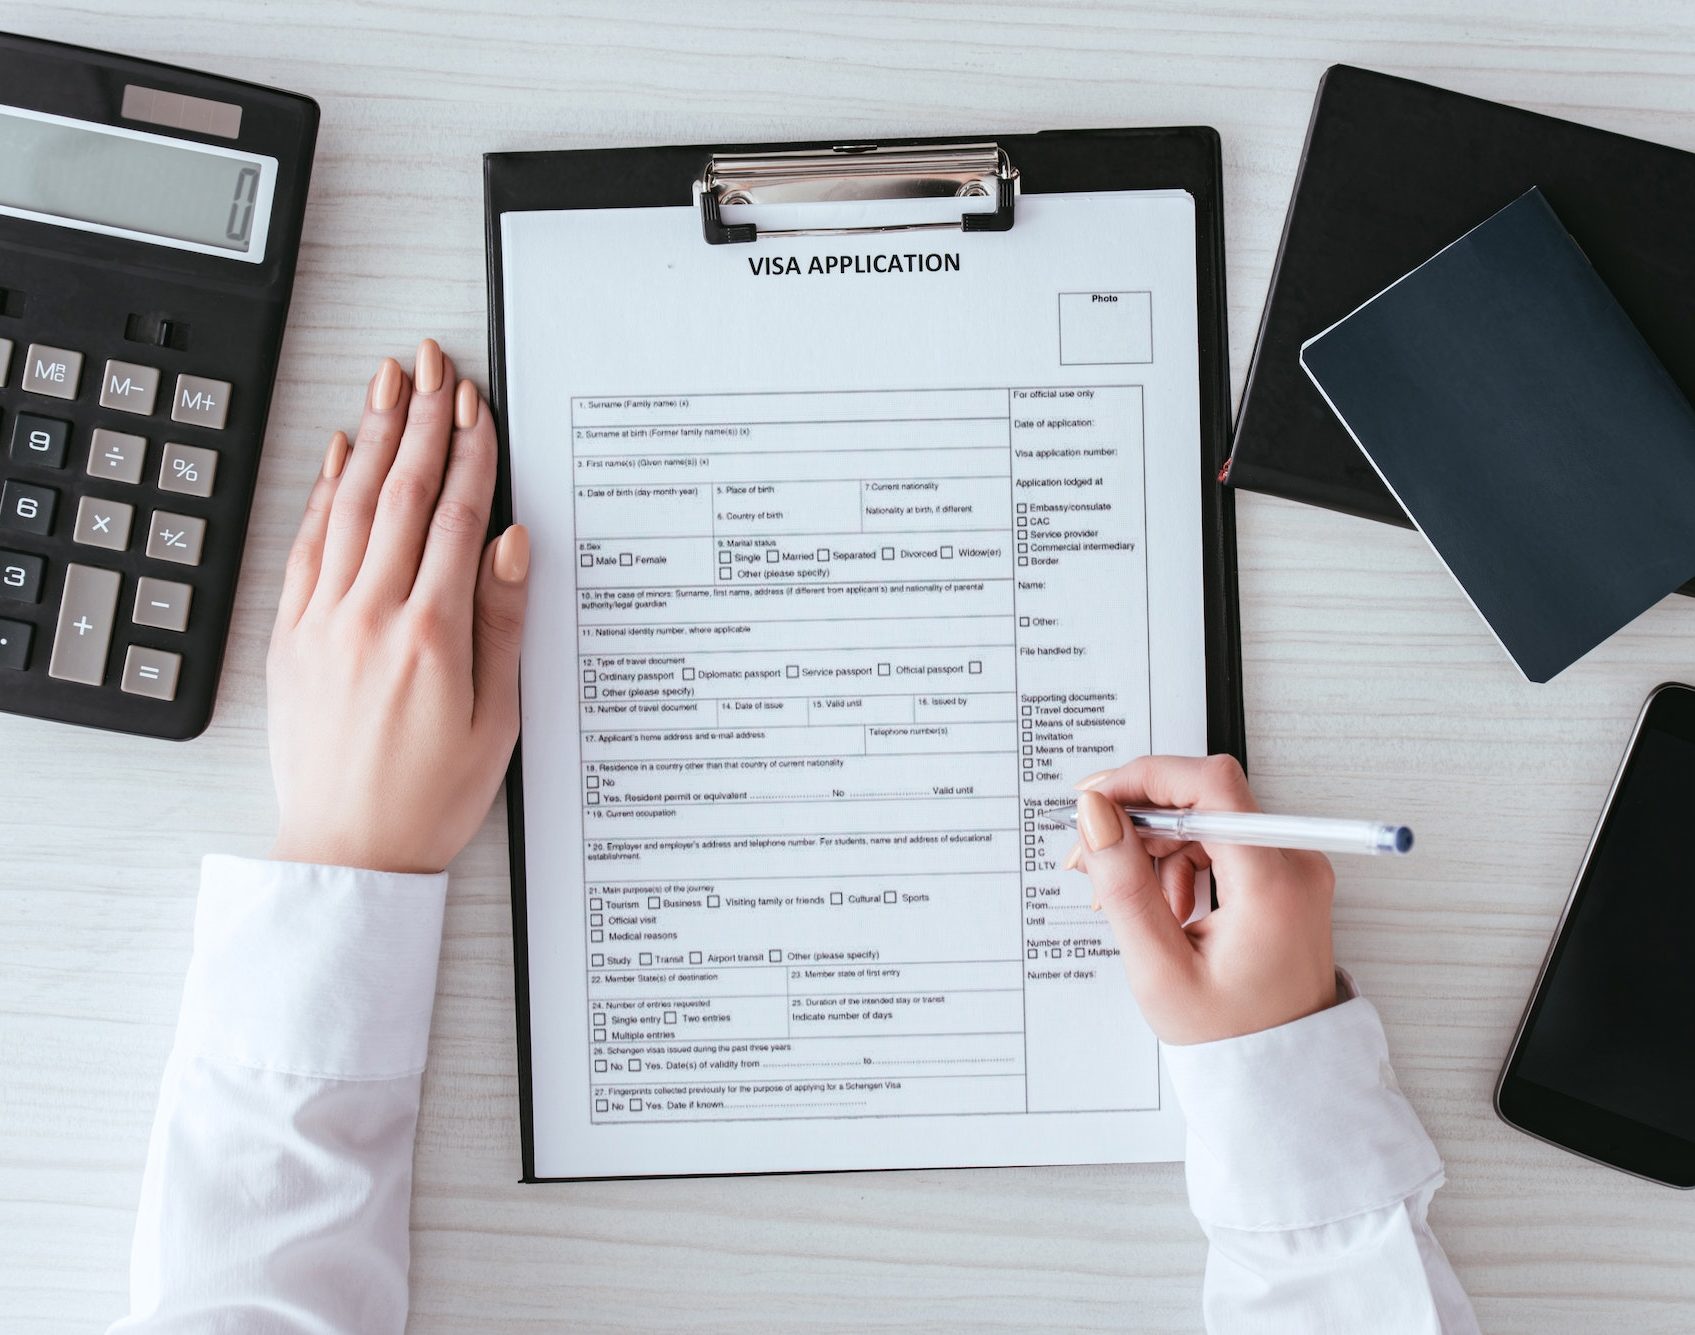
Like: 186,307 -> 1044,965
501,191 -> 1207,1177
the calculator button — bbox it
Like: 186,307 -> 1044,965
88,429 -> 147,485
48,563 -> 120,685
0,548 -> 44,602
121,645 -> 182,700
20,344 -> 83,400
0,480 -> 56,536
74,495 -> 135,551
133,576 -> 192,632
10,413 -> 70,469
171,375 -> 231,430
98,359 -> 161,415
0,617 -> 32,671
158,442 -> 218,498
0,338 -> 11,386
146,510 -> 206,565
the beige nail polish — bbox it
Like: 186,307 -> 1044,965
455,379 -> 478,429
1060,842 -> 1082,871
1073,768 -> 1115,791
371,357 -> 402,411
494,524 -> 531,584
1077,789 -> 1124,852
322,430 -> 349,480
415,338 -> 443,394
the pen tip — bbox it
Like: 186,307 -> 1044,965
1394,826 -> 1414,854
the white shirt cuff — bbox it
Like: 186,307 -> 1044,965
176,855 -> 449,1080
1162,974 -> 1444,1231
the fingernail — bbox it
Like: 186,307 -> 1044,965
1073,768 -> 1115,791
322,430 -> 349,480
455,378 -> 478,429
1060,842 -> 1082,871
1077,789 -> 1123,853
494,523 -> 530,584
372,357 -> 402,411
1091,895 -> 1101,912
415,338 -> 443,394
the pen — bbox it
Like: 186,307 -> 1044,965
1040,805 -> 1414,856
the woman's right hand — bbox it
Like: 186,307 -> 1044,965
1068,754 -> 1339,1045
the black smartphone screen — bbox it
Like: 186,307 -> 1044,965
1498,684 -> 1695,1186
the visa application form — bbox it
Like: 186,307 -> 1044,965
501,190 -> 1208,1177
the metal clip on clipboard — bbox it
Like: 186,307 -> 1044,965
695,142 -> 1019,244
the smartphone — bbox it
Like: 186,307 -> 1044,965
1495,682 -> 1695,1187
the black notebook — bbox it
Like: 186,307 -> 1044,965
1228,64 -> 1695,598
1300,190 -> 1695,684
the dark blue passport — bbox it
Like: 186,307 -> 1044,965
1301,188 -> 1695,683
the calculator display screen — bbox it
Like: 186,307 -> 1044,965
0,105 -> 276,262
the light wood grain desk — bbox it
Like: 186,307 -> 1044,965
5,4 -> 1694,1331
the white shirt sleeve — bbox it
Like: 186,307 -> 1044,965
108,855 -> 448,1335
1161,972 -> 1480,1335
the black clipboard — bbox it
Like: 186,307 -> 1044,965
484,129 -> 1243,1182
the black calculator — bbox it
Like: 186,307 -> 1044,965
0,34 -> 316,739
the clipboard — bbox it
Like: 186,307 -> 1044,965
484,129 -> 1244,1181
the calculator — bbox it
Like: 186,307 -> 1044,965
0,35 -> 317,739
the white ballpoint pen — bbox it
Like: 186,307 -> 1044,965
1040,804 -> 1413,856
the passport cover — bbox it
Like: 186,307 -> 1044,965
1300,189 -> 1695,683
1228,64 -> 1695,598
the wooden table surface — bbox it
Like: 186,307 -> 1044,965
5,3 -> 1695,1330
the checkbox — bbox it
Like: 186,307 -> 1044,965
1021,704 -> 1032,716
593,1027 -> 606,1041
1022,745 -> 1032,756
590,897 -> 603,910
883,890 -> 896,904
881,546 -> 894,560
1049,948 -> 1062,959
718,568 -> 730,580
648,895 -> 661,909
1026,947 -> 1037,959
1016,503 -> 1027,514
1022,731 -> 1032,742
682,666 -> 695,681
1025,861 -> 1035,871
766,548 -> 779,562
718,549 -> 731,564
830,891 -> 843,905
631,1097 -> 643,1111
583,669 -> 596,684
689,950 -> 702,964
593,1011 -> 605,1024
620,552 -> 633,567
580,553 -> 593,567
640,952 -> 653,966
786,664 -> 799,678
707,895 -> 720,908
591,930 -> 602,942
968,660 -> 981,674
768,949 -> 782,962
1017,516 -> 1027,528
1023,820 -> 1033,831
816,546 -> 829,561
630,1058 -> 642,1072
1019,616 -> 1029,627
1017,556 -> 1027,566
594,1059 -> 607,1072
940,545 -> 953,559
664,1011 -> 677,1025
587,793 -> 600,805
584,686 -> 597,699
595,1098 -> 609,1112
586,775 -> 600,788
1018,542 -> 1028,554
1024,833 -> 1035,845
1026,886 -> 1036,898
591,953 -> 604,967
590,914 -> 603,926
877,663 -> 890,676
